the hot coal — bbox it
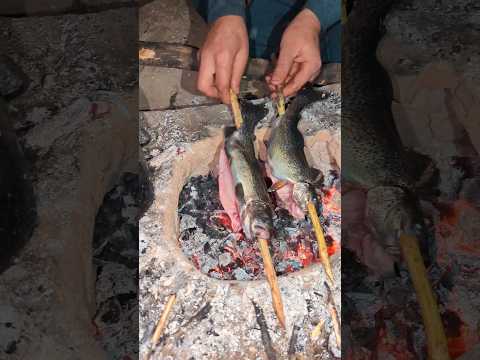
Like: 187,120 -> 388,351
178,174 -> 340,281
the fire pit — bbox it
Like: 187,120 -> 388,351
176,128 -> 340,281
139,91 -> 341,359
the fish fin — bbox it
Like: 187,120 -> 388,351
285,85 -> 330,116
238,100 -> 268,134
224,126 -> 237,140
268,180 -> 289,193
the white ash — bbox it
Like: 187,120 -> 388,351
140,96 -> 341,358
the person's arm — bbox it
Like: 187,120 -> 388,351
267,1 -> 340,97
305,0 -> 341,31
206,0 -> 246,23
196,1 -> 249,104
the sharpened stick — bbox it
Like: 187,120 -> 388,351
324,281 -> 341,348
276,89 -> 285,116
230,89 -> 243,128
151,294 -> 176,345
229,90 -> 286,329
329,303 -> 341,348
307,202 -> 334,287
310,319 -> 325,339
399,234 -> 451,360
268,180 -> 289,193
258,238 -> 286,329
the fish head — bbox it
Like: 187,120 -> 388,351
242,200 -> 273,241
366,186 -> 433,264
292,182 -> 321,215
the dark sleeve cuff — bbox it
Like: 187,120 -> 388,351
305,0 -> 341,31
207,0 -> 246,23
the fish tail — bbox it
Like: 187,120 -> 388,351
238,100 -> 267,135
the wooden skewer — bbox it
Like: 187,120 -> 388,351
258,238 -> 286,329
229,88 -> 286,329
324,280 -> 341,349
310,319 -> 325,339
399,234 -> 451,360
268,180 -> 288,192
151,293 -> 176,345
229,89 -> 243,128
276,89 -> 285,116
307,201 -> 334,287
328,302 -> 341,348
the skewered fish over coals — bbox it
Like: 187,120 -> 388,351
342,0 -> 434,268
220,101 -> 273,240
267,87 -> 325,218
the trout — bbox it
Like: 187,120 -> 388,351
342,0 -> 433,260
224,101 -> 273,241
267,87 -> 325,215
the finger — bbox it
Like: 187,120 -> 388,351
231,48 -> 248,95
285,62 -> 300,85
197,52 -> 219,98
265,75 -> 278,92
283,61 -> 319,97
309,66 -> 321,82
196,47 -> 202,63
215,52 -> 234,104
271,48 -> 296,86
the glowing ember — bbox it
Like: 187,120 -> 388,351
177,174 -> 340,280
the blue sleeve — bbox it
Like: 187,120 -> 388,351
206,0 -> 246,23
305,0 -> 341,31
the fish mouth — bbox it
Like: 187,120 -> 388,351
242,201 -> 273,240
292,182 -> 320,213
251,221 -> 272,240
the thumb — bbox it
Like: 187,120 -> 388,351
271,49 -> 295,86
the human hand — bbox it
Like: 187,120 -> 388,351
197,15 -> 249,104
266,8 -> 321,97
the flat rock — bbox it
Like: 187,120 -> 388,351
139,0 -> 207,46
139,0 -> 212,110
139,66 -> 217,111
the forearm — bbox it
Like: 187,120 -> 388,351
206,0 -> 246,23
305,0 -> 341,31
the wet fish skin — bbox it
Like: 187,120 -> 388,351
342,0 -> 432,262
342,0 -> 410,189
267,87 -> 325,214
225,101 -> 273,240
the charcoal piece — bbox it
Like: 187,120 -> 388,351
252,301 -> 276,360
178,174 -> 339,280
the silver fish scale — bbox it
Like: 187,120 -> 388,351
342,0 -> 413,190
268,105 -> 320,184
